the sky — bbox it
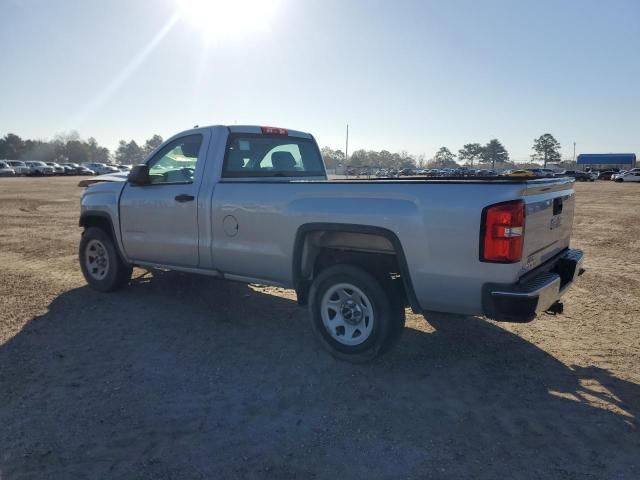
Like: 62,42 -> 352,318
1,0 -> 638,162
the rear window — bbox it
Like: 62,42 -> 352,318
222,134 -> 325,178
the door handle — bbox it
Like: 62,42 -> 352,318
175,194 -> 195,203
553,197 -> 563,215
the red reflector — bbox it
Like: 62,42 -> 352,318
481,200 -> 525,263
260,126 -> 288,135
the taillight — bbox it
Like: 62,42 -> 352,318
261,126 -> 288,135
481,200 -> 525,263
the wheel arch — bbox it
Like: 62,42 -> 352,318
292,223 -> 420,312
79,211 -> 129,264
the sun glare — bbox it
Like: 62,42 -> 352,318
175,0 -> 280,43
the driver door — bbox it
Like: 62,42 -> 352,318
119,133 -> 208,267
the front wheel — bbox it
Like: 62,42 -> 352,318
79,227 -> 132,292
308,265 -> 405,362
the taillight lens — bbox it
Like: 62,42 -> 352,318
481,200 -> 525,263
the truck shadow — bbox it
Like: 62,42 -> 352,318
1,271 -> 638,478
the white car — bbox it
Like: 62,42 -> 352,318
24,161 -> 55,176
5,160 -> 31,175
614,171 -> 640,183
0,161 -> 16,176
117,164 -> 132,172
85,163 -> 120,175
611,170 -> 627,181
45,162 -> 66,175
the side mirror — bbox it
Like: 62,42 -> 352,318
128,165 -> 150,186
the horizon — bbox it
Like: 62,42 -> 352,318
1,0 -> 638,161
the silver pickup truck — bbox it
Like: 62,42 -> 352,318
79,125 -> 584,361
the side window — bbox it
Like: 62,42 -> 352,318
147,134 -> 202,185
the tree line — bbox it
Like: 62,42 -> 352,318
322,133 -> 563,170
1,130 -> 563,169
0,131 -> 164,165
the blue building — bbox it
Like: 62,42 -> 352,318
577,153 -> 636,170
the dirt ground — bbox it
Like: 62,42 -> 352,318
0,177 -> 638,479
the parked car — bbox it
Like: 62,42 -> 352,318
84,162 -> 119,175
24,161 -> 55,176
529,168 -> 556,178
59,162 -> 81,174
611,170 -> 628,181
0,161 -> 16,176
558,170 -> 591,182
504,169 -> 535,177
614,171 -> 640,183
77,124 -> 584,362
45,162 -> 66,175
60,163 -> 96,175
597,170 -> 618,180
77,166 -> 96,176
5,160 -> 31,175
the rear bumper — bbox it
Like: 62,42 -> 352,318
482,248 -> 584,322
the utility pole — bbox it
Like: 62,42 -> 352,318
573,142 -> 576,163
345,123 -> 349,166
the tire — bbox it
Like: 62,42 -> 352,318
79,227 -> 132,292
308,264 -> 405,362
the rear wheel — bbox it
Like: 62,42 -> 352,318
79,227 -> 132,292
309,265 -> 405,362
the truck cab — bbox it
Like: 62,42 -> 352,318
79,125 -> 584,362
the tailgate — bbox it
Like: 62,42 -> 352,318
521,178 -> 575,272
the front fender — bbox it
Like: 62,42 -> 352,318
80,182 -> 128,262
